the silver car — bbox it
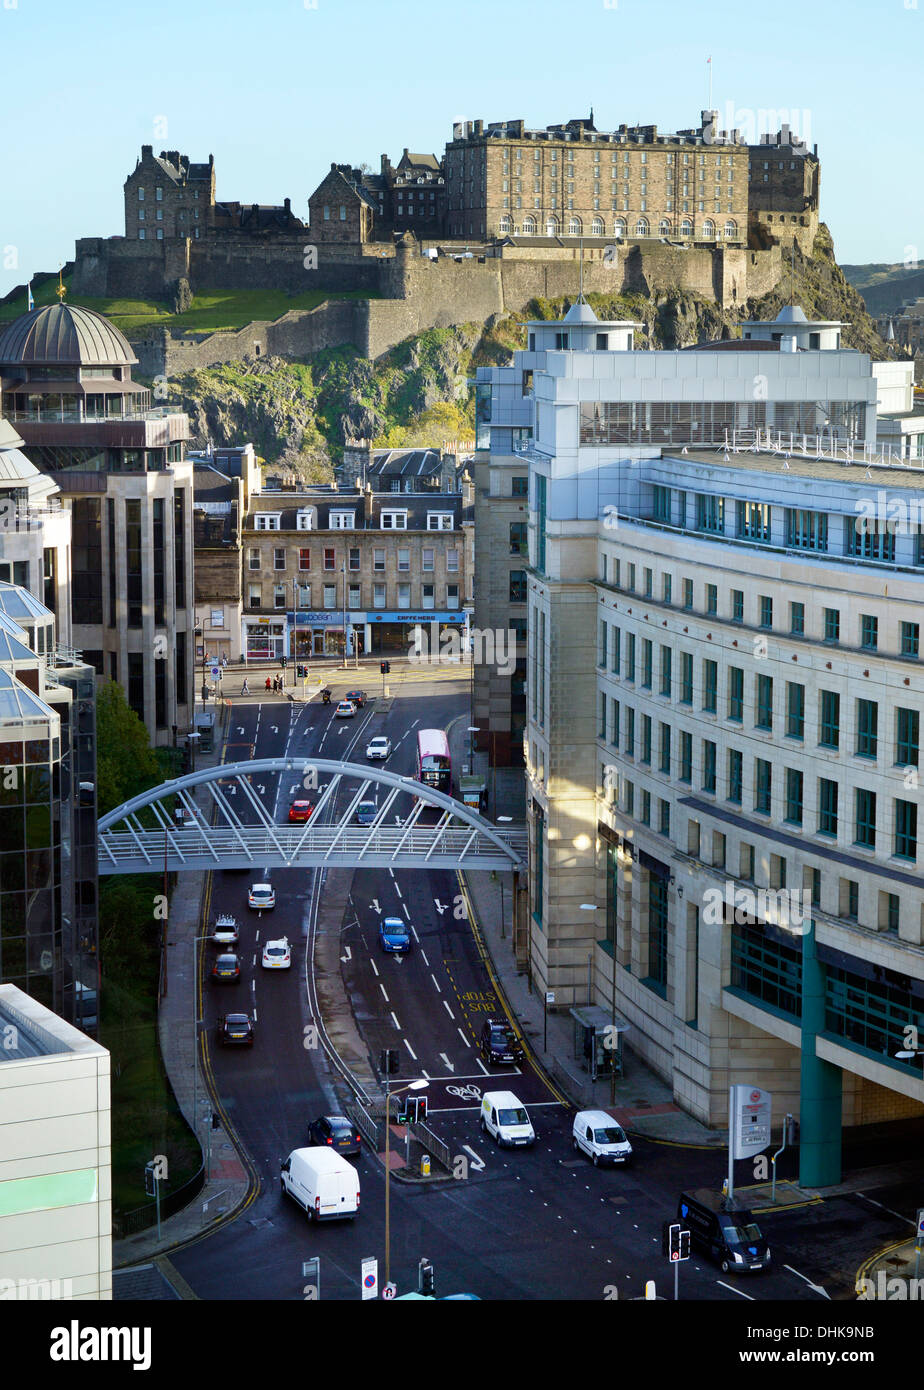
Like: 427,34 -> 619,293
365,736 -> 392,760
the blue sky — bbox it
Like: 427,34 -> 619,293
1,0 -> 920,297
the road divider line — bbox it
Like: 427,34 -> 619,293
403,1039 -> 418,1060
369,958 -> 379,977
394,883 -> 403,899
456,1026 -> 470,1047
475,1058 -> 489,1075
379,984 -> 389,1002
390,1011 -> 401,1030
420,949 -> 429,967
430,973 -> 441,992
443,1000 -> 455,1020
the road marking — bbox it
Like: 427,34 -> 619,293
390,1011 -> 401,1030
716,1281 -> 755,1300
403,903 -> 411,920
388,868 -> 395,879
340,945 -> 352,962
475,1058 -> 489,1075
379,984 -> 389,1002
439,1052 -> 455,1072
430,973 -> 441,992
403,1038 -> 418,1060
410,925 -> 420,942
420,949 -> 429,967
253,1008 -> 258,1022
369,958 -> 379,977
783,1265 -> 831,1299
443,1000 -> 455,1020
461,1144 -> 485,1172
856,1193 -> 917,1226
457,1027 -> 470,1047
393,882 -> 403,899
421,1069 -> 430,1080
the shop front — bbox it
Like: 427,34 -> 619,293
367,610 -> 467,655
242,617 -> 287,661
287,610 -> 360,658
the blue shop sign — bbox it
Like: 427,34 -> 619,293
367,611 -> 465,623
287,611 -> 344,625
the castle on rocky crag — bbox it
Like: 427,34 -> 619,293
69,111 -> 820,375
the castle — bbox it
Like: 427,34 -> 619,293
70,111 -> 820,375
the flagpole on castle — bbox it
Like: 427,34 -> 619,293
707,56 -> 712,111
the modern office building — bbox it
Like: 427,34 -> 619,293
0,416 -> 72,640
0,983 -> 111,1300
0,302 -> 195,745
478,297 -> 924,1181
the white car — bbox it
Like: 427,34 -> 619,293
262,936 -> 291,969
365,736 -> 392,760
211,914 -> 239,947
248,883 -> 276,911
335,700 -> 356,718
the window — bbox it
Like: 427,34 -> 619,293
846,517 -> 894,562
641,715 -> 652,764
901,621 -> 920,658
662,574 -> 672,605
254,514 -> 281,531
273,583 -> 286,609
330,510 -> 355,529
786,682 -> 805,739
732,589 -> 744,623
323,584 -> 337,609
248,546 -> 261,571
380,510 -> 408,530
298,548 -> 311,571
447,548 -> 459,573
728,749 -> 743,804
855,788 -> 877,848
856,699 -> 878,759
138,187 -> 145,201
740,843 -> 755,880
598,620 -> 608,669
785,768 -> 804,825
840,879 -> 859,920
790,602 -> 805,635
652,485 -> 671,522
820,690 -> 840,749
612,626 -> 621,673
447,584 -> 459,606
703,659 -> 717,713
754,758 -> 772,814
818,778 -> 839,836
680,652 -> 693,704
860,614 -> 878,651
348,584 -> 361,609
695,494 -> 724,533
895,799 -> 918,860
397,583 -> 411,609
248,583 -> 261,609
703,740 -> 717,794
738,500 -> 770,541
427,512 -> 454,530
512,476 -> 528,496
611,698 -> 620,748
682,578 -> 693,610
658,800 -> 670,838
625,707 -> 635,756
640,789 -> 651,826
823,607 -> 840,642
680,731 -> 693,782
296,510 -> 314,530
786,509 -> 828,551
397,548 -> 410,573
295,583 -> 310,607
756,675 -> 773,730
509,570 -> 527,602
626,633 -> 636,683
659,646 -> 672,697
422,548 -> 435,572
728,666 -> 744,722
349,547 -> 360,571
759,595 -> 773,629
896,707 -> 920,766
323,548 -> 335,570
642,639 -> 653,688
706,583 -> 717,616
274,547 -> 286,571
373,582 -> 386,607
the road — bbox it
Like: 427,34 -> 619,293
166,679 -> 910,1301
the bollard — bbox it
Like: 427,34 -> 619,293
420,1153 -> 431,1177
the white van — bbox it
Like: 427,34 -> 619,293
280,1146 -> 360,1220
480,1090 -> 535,1147
572,1109 -> 633,1167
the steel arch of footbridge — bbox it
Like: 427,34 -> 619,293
97,757 -> 526,875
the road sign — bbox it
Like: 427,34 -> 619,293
361,1256 -> 378,1301
210,664 -> 221,680
730,1084 -> 772,1158
382,1281 -> 397,1300
545,991 -> 555,1005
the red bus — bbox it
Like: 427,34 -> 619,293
416,729 -> 451,793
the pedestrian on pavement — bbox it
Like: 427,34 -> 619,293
241,678 -> 250,695
272,675 -> 279,693
221,654 -> 227,670
265,676 -> 271,692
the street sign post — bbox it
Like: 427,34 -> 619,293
728,1084 -> 772,1203
544,991 -> 554,1053
361,1256 -> 378,1301
382,1281 -> 397,1300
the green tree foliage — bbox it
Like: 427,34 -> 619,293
95,681 -> 162,816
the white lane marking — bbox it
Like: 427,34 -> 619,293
403,903 -> 411,920
783,1265 -> 831,1299
252,954 -> 256,968
411,719 -> 419,728
379,984 -> 389,1002
715,1281 -> 755,1300
341,945 -> 352,962
253,1008 -> 258,1022
410,924 -> 419,942
251,980 -> 256,993
461,1144 -> 486,1172
390,1011 -> 401,1030
443,1000 -> 455,1020
403,1038 -> 418,1060
439,1052 -> 455,1072
393,882 -> 403,899
420,949 -> 429,967
421,1069 -> 430,1080
457,1026 -> 470,1047
388,868 -> 395,879
369,958 -> 379,978
856,1194 -> 916,1226
429,1100 -> 565,1114
475,1058 -> 489,1075
430,973 -> 442,992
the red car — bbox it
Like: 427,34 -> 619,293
288,800 -> 314,823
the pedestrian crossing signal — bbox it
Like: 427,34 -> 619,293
380,661 -> 391,674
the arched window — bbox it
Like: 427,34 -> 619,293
634,217 -> 649,237
590,216 -> 604,236
680,218 -> 693,237
724,219 -> 737,239
567,216 -> 582,235
546,216 -> 559,237
498,216 -> 512,235
613,218 -> 627,238
522,216 -> 536,235
658,219 -> 671,237
702,219 -> 716,238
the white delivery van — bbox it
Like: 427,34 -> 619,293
480,1090 -> 535,1148
280,1146 -> 361,1220
571,1109 -> 633,1167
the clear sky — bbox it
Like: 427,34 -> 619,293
1,0 -> 920,297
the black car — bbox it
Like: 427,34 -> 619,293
217,1013 -> 255,1046
344,688 -> 366,708
307,1114 -> 362,1156
479,1017 -> 524,1066
211,952 -> 241,984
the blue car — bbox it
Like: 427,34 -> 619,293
379,917 -> 411,953
354,801 -> 378,826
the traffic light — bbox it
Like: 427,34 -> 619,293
296,664 -> 308,678
416,1095 -> 428,1123
418,1258 -> 435,1298
380,660 -> 390,674
380,1048 -> 400,1075
662,1221 -> 690,1262
678,1228 -> 691,1261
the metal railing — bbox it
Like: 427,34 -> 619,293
410,1121 -> 451,1172
113,1164 -> 205,1240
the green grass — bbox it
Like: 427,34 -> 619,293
0,279 -> 378,336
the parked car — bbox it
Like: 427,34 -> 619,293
365,735 -> 392,760
248,882 -> 275,910
212,952 -> 241,984
216,1012 -> 255,1046
344,689 -> 367,708
378,916 -> 411,954
288,800 -> 314,823
678,1190 -> 770,1274
262,936 -> 292,969
479,1017 -> 524,1066
571,1110 -> 633,1167
479,1090 -> 535,1147
334,700 -> 356,718
280,1147 -> 360,1220
211,914 -> 240,948
307,1114 -> 362,1156
354,801 -> 378,826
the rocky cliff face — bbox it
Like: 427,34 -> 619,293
169,225 -> 889,469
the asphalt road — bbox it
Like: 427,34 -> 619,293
167,681 -> 912,1302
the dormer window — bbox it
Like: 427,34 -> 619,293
296,509 -> 315,531
254,513 -> 281,531
330,509 -> 355,529
427,512 -> 454,531
380,510 -> 408,530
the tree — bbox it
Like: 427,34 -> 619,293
95,681 -> 162,816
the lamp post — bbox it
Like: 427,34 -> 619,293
497,816 -> 512,940
192,933 -> 210,1141
183,730 -> 200,776
384,1078 -> 428,1287
341,560 -> 348,669
467,725 -> 479,774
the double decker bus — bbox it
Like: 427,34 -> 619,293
416,729 -> 451,794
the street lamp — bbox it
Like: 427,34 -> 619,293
384,1078 -> 428,1286
183,730 -> 200,776
192,933 -> 211,1143
467,725 -> 479,768
341,560 -> 348,670
580,902 -> 620,1102
497,817 -> 512,939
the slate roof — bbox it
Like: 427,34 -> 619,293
246,492 -> 464,532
